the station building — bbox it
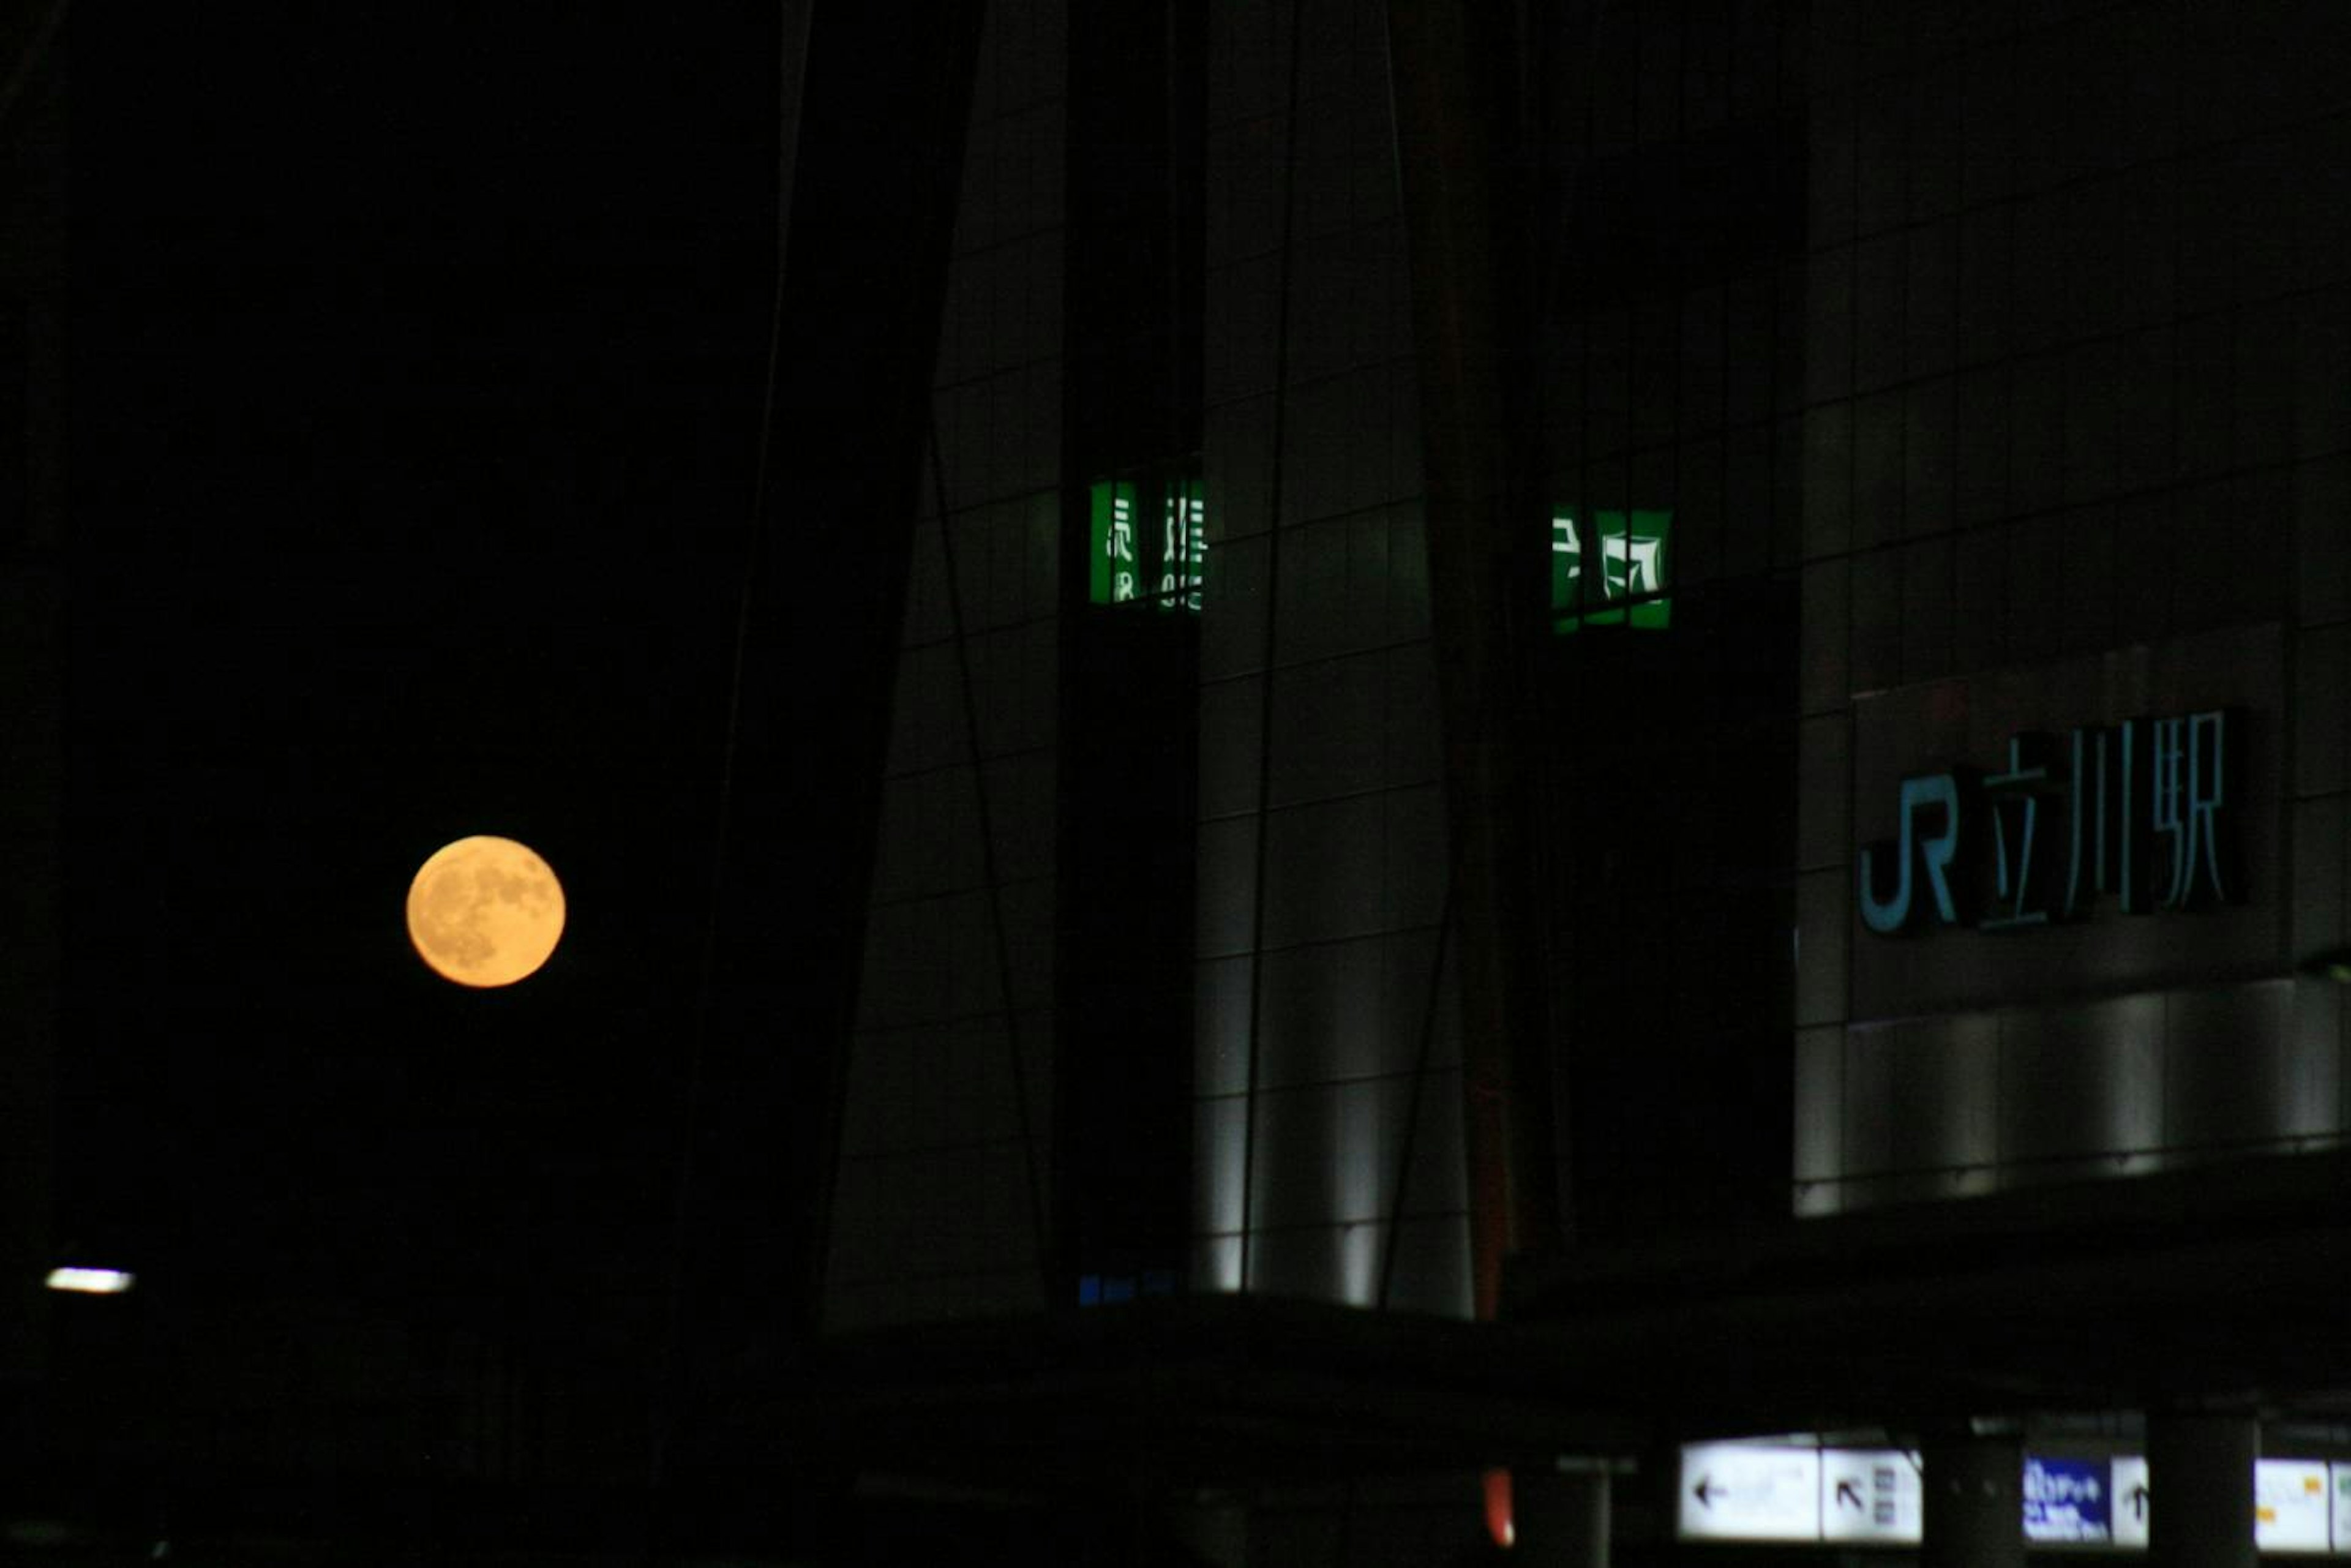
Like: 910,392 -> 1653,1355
10,0 -> 2351,1561
810,0 -> 2351,1562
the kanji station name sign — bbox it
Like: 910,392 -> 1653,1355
1859,710 -> 2240,937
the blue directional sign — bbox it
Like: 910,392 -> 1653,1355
2023,1457 -> 2112,1544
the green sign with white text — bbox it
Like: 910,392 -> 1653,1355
1090,470 -> 1203,613
1552,509 -> 1670,632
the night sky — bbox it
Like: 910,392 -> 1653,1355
62,8 -> 798,1319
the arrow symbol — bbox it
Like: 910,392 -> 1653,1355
1836,1479 -> 1864,1511
1693,1476 -> 1722,1508
2131,1485 -> 2149,1521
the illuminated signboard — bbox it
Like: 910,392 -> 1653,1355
1821,1449 -> 1924,1544
2112,1454 -> 2151,1549
1089,469 -> 1204,612
1859,711 -> 2240,937
2023,1456 -> 2112,1545
1678,1444 -> 1823,1542
2259,1460 -> 2331,1554
1681,1446 -> 2351,1551
1678,1444 -> 1925,1545
1551,509 -> 1670,632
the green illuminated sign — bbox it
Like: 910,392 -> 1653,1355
1160,473 -> 1204,612
1090,480 -> 1140,604
1090,468 -> 1204,613
1551,509 -> 1670,632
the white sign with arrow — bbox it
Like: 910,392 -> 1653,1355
1678,1444 -> 1823,1542
2110,1454 -> 2151,1549
1821,1448 -> 1924,1544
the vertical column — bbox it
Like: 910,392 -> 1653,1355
2149,1414 -> 2257,1568
1515,1466 -> 1610,1567
1387,0 -> 1563,1311
1921,1434 -> 2023,1568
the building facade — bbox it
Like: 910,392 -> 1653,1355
825,0 -> 1477,1331
821,0 -> 2351,1562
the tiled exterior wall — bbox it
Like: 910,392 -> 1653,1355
1793,0 -> 2351,1213
823,0 -> 1066,1330
1190,0 -> 1472,1317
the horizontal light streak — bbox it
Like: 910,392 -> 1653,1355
45,1267 -> 133,1294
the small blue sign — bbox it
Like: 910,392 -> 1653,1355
2023,1457 -> 2111,1544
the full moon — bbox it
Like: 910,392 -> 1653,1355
405,835 -> 566,988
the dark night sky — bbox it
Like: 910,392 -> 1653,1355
61,8 -> 798,1313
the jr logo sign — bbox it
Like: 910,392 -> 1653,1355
1859,711 -> 2240,936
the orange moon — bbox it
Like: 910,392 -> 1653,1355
405,835 -> 566,987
